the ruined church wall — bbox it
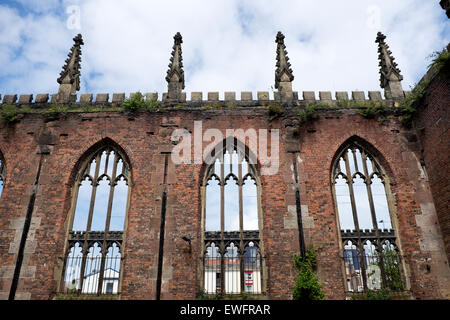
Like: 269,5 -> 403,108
0,105 -> 448,299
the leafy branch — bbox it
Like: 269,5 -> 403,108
292,247 -> 325,300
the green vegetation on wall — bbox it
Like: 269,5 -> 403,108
292,247 -> 325,300
399,47 -> 450,127
122,92 -> 162,112
295,103 -> 319,124
0,104 -> 22,123
267,102 -> 283,121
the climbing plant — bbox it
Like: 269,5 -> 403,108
292,247 -> 325,300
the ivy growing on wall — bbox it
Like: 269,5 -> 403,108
292,247 -> 325,300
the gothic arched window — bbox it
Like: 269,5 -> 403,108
61,144 -> 130,295
202,139 -> 262,296
332,141 -> 403,293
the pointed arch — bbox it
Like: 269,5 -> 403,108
331,136 -> 404,293
201,137 -> 264,296
330,135 -> 395,185
60,137 -> 131,296
200,136 -> 261,187
68,137 -> 132,188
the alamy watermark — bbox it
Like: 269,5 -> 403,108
171,121 -> 280,176
66,5 -> 81,30
366,5 -> 381,30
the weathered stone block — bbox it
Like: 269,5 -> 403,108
335,91 -> 349,101
319,91 -> 332,101
18,94 -> 33,104
303,91 -> 316,100
191,92 -> 203,101
351,91 -> 365,101
20,266 -> 36,278
207,92 -> 219,101
80,94 -> 93,103
224,92 -> 236,101
35,94 -> 49,103
3,94 -> 17,104
112,93 -> 125,103
368,91 -> 382,101
284,205 -> 297,229
0,266 -> 14,278
273,92 -> 280,101
145,92 -> 158,101
257,91 -> 269,101
95,93 -> 109,103
241,91 -> 252,101
179,92 -> 186,102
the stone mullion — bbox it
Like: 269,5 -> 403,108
361,152 -> 379,232
220,156 -> 225,296
97,152 -> 118,295
104,150 -> 110,176
79,152 -> 101,294
85,153 -> 101,233
200,184 -> 207,293
61,242 -> 76,293
351,148 -> 359,173
344,151 -> 361,234
362,153 -> 389,289
376,241 -> 388,289
105,154 -> 118,234
238,162 -> 245,294
343,150 -> 367,291
60,178 -> 82,294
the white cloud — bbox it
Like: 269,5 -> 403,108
0,0 -> 448,98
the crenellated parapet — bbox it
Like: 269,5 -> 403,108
0,90 -> 411,107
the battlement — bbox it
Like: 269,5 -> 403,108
0,90 -> 411,107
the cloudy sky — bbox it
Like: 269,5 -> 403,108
0,0 -> 448,100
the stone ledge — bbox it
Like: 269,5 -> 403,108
1,90 -> 406,105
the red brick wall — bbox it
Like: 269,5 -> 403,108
415,71 -> 450,263
0,106 -> 447,299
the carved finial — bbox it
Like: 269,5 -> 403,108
275,31 -> 294,101
57,34 -> 83,102
375,32 -> 404,99
166,32 -> 185,100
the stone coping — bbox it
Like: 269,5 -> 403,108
0,90 -> 410,105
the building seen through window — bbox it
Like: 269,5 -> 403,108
333,142 -> 403,292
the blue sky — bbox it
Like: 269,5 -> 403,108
0,0 -> 448,99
